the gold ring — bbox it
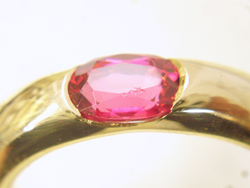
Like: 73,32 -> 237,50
0,54 -> 250,187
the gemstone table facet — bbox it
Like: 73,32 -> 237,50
68,54 -> 180,123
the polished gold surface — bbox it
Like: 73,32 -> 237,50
0,59 -> 250,187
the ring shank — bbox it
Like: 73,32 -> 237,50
0,60 -> 250,187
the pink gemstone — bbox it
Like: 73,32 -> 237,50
68,54 -> 179,123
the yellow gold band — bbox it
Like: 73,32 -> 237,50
0,59 -> 250,187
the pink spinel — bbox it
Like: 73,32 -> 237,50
68,54 -> 179,123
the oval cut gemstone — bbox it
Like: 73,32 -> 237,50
68,54 -> 180,123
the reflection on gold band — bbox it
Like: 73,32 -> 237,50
0,59 -> 250,187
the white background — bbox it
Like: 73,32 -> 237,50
0,0 -> 250,187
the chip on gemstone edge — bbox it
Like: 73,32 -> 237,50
169,59 -> 187,105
